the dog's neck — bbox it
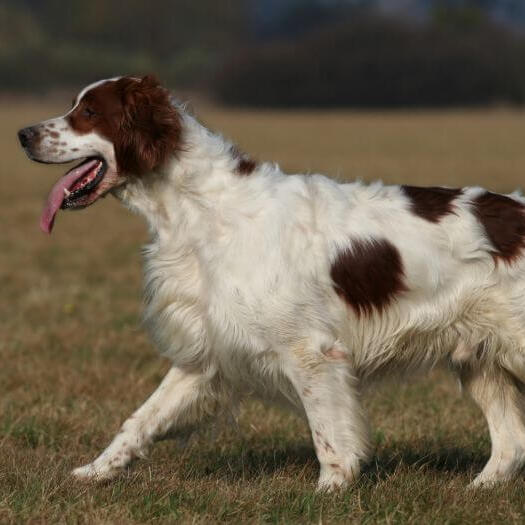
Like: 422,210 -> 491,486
114,111 -> 273,243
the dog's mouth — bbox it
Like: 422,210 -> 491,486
40,156 -> 108,234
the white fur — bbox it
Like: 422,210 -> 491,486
40,90 -> 525,490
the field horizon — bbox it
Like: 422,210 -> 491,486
2,100 -> 525,523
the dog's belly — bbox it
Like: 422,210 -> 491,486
349,284 -> 525,382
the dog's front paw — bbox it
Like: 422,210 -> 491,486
317,471 -> 350,492
316,462 -> 358,492
71,462 -> 121,482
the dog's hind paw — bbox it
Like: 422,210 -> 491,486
71,462 -> 121,482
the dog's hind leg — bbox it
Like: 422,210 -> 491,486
72,366 -> 217,481
283,340 -> 372,491
459,361 -> 525,487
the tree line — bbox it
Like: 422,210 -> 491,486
3,1 -> 525,108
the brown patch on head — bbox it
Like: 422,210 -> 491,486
49,131 -> 59,138
331,238 -> 407,316
33,130 -> 43,146
402,185 -> 462,222
473,191 -> 525,263
67,75 -> 182,175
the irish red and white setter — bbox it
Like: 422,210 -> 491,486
18,75 -> 525,489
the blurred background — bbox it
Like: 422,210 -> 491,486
3,0 -> 525,107
5,3 -> 525,522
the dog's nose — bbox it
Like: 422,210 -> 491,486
18,127 -> 35,148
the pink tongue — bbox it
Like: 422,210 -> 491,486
40,159 -> 99,234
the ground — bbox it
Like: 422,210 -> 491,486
2,99 -> 525,523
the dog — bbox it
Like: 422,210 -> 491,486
18,75 -> 525,490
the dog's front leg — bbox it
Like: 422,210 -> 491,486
72,366 -> 213,481
284,342 -> 371,491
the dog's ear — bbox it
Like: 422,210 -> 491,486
115,75 -> 182,175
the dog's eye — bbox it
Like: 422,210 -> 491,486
82,107 -> 96,118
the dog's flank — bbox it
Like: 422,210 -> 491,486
330,238 -> 408,316
18,75 -> 525,491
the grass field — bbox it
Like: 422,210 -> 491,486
3,99 -> 525,523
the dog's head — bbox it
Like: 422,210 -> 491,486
18,75 -> 182,233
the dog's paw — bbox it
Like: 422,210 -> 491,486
71,462 -> 120,482
468,463 -> 518,489
468,475 -> 504,489
316,462 -> 356,492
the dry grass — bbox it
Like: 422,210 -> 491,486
2,100 -> 525,523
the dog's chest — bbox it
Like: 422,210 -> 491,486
142,238 -> 292,366
142,240 -> 209,365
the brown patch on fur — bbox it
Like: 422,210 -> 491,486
330,463 -> 340,469
237,157 -> 257,175
324,442 -> 335,454
49,131 -> 59,138
473,191 -> 525,263
48,122 -> 55,128
319,438 -> 335,454
67,75 -> 182,175
402,185 -> 462,222
231,146 -> 257,175
331,238 -> 407,316
314,430 -> 335,455
71,148 -> 79,152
